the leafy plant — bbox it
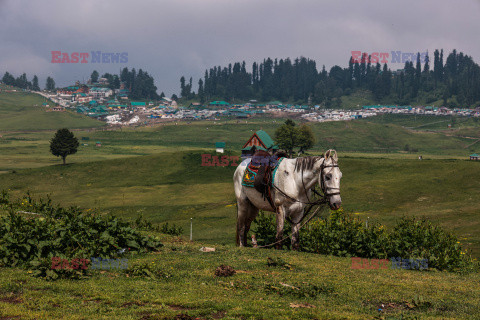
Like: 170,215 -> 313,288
160,222 -> 184,236
0,191 -> 163,280
126,261 -> 173,280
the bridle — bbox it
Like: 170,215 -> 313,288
319,162 -> 341,198
255,156 -> 342,248
271,157 -> 341,206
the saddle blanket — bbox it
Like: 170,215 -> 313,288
241,157 -> 285,188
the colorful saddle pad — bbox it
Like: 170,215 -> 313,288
242,157 -> 285,188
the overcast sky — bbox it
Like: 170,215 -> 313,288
1,0 -> 479,96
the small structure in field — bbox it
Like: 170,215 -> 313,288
241,130 -> 278,158
215,142 -> 225,153
470,153 -> 479,161
96,141 -> 102,147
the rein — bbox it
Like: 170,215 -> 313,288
256,203 -> 324,248
256,158 -> 340,249
271,159 -> 340,206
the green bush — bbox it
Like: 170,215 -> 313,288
160,222 -> 183,236
252,209 -> 478,272
0,191 -> 163,280
389,217 -> 474,272
252,211 -> 290,249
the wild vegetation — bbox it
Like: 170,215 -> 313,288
0,191 -> 162,280
1,89 -> 480,318
253,210 -> 478,272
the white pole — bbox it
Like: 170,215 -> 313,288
190,218 -> 193,241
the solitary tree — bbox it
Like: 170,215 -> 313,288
274,120 -> 315,157
297,124 -> 316,155
91,70 -> 99,83
50,128 -> 79,165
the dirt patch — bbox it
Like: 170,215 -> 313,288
168,304 -> 195,311
0,316 -> 22,320
211,311 -> 226,319
83,299 -> 102,304
0,296 -> 22,304
214,265 -> 236,277
121,301 -> 146,307
174,315 -> 196,320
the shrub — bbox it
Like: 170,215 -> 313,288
252,211 -> 290,249
0,191 -> 163,280
300,209 -> 389,258
388,217 -> 475,272
160,222 -> 184,236
251,209 -> 479,272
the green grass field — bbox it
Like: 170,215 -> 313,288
1,89 -> 480,319
0,89 -> 104,131
1,237 -> 479,319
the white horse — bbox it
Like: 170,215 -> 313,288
233,150 -> 342,249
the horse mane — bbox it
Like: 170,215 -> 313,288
294,156 -> 323,172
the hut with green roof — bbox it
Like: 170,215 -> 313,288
241,130 -> 278,158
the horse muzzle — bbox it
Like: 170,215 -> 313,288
329,200 -> 342,210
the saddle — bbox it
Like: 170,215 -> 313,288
249,150 -> 280,209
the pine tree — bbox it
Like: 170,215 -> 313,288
91,70 -> 99,83
32,75 -> 40,91
50,128 -> 79,165
198,78 -> 204,103
45,77 -> 55,91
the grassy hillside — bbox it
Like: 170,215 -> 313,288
0,88 -> 105,131
1,151 -> 479,256
1,236 -> 479,319
0,117 -> 475,171
337,88 -> 477,110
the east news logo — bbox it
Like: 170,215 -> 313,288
51,51 -> 128,63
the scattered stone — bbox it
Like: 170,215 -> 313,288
199,247 -> 215,252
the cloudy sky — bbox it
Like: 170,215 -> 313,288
1,0 -> 479,95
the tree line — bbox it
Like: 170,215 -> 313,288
2,72 -> 55,91
180,49 -> 480,108
2,67 -> 163,100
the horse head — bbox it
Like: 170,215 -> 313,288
321,149 -> 342,210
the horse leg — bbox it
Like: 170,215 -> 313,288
236,198 -> 256,247
275,206 -> 285,250
291,222 -> 301,251
243,205 -> 259,245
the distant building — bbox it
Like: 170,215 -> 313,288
209,101 -> 230,108
470,153 -> 479,161
89,87 -> 113,99
241,130 -> 278,158
131,101 -> 146,108
215,142 -> 225,153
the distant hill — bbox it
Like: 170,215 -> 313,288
0,86 -> 105,131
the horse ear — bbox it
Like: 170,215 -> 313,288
331,149 -> 338,161
325,150 -> 331,159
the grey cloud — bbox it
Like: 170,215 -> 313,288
1,0 -> 479,95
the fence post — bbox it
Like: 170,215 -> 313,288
190,218 -> 193,241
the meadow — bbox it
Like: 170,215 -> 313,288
1,89 -> 480,319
